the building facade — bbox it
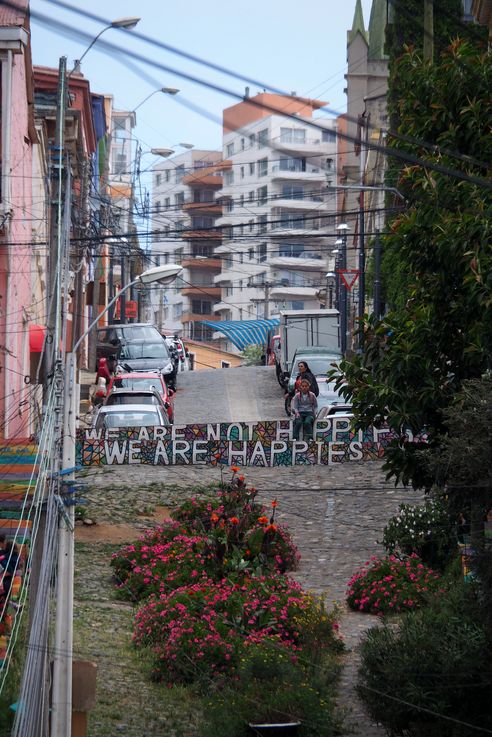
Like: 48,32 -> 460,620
214,93 -> 338,350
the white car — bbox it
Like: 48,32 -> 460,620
93,403 -> 170,431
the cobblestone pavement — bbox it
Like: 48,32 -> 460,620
83,460 -> 423,736
78,367 -> 422,735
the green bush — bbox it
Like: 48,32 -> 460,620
382,498 -> 458,570
241,344 -> 264,366
201,644 -> 342,737
357,585 -> 492,736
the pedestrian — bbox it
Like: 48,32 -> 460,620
95,357 -> 111,385
0,540 -> 20,600
291,378 -> 318,441
285,360 -> 319,414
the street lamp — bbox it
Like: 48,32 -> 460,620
133,87 -> 180,112
336,224 -> 349,355
51,263 -> 182,737
325,271 -> 336,309
72,17 -> 141,73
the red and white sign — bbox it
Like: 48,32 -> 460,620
338,269 -> 360,291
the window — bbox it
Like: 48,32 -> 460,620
279,243 -> 304,257
248,191 -> 255,202
175,164 -> 185,183
240,166 -> 244,179
322,129 -> 336,143
193,325 -> 214,341
192,243 -> 213,257
224,170 -> 234,185
279,157 -> 306,172
191,299 -> 212,315
249,162 -> 255,175
155,200 -> 161,213
258,215 -> 268,234
326,158 -> 334,172
257,243 -> 267,262
239,223 -> 244,236
174,192 -> 185,206
164,197 -> 170,208
226,199 -> 234,212
221,360 -> 231,368
238,280 -> 243,291
192,216 -> 214,229
249,133 -> 255,147
173,303 -> 183,318
282,184 -> 304,200
249,219 -> 254,232
241,138 -> 245,150
224,254 -> 233,268
291,301 -> 305,310
239,252 -> 244,264
248,248 -> 254,260
226,142 -> 234,157
239,195 -> 244,207
257,185 -> 268,205
164,225 -> 170,236
194,189 -> 214,203
175,220 -> 186,232
280,127 -> 306,143
279,211 -> 305,229
224,284 -> 233,297
114,154 -> 127,175
113,119 -> 126,139
165,170 -> 171,182
155,255 -> 160,266
155,173 -> 161,187
258,158 -> 268,177
257,128 -> 268,148
223,226 -> 233,240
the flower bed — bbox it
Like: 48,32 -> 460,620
347,554 -> 444,615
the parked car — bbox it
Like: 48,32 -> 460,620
95,323 -> 162,369
316,404 -> 353,421
285,347 -> 342,394
116,340 -> 176,387
104,388 -> 167,409
93,403 -> 169,431
106,372 -> 174,422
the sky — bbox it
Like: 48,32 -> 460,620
30,0 -> 374,160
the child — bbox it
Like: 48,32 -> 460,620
291,378 -> 318,441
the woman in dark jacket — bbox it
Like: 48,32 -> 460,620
285,360 -> 319,414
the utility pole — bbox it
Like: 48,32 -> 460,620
358,190 -> 365,346
423,0 -> 434,62
373,229 -> 382,320
337,225 -> 348,355
264,280 -> 271,319
43,57 -> 67,405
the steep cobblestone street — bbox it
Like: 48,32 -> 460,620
79,363 -> 424,737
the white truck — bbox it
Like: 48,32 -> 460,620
274,309 -> 340,386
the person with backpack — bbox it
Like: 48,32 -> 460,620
291,378 -> 318,441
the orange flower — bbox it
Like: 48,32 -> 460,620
210,513 -> 219,523
258,516 -> 268,525
230,516 -> 239,525
231,466 -> 240,473
238,475 -> 245,482
271,499 -> 278,508
265,523 -> 277,533
214,452 -> 222,460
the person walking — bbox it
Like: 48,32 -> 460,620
291,378 -> 318,441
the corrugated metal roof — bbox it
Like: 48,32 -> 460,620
0,0 -> 28,27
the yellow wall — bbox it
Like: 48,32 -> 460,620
185,340 -> 242,370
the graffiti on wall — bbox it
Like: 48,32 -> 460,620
76,419 -> 427,467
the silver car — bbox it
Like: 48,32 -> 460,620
93,403 -> 170,431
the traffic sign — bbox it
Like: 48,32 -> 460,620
338,269 -> 360,291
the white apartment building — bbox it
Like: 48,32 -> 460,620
150,149 -> 222,338
214,93 -> 338,338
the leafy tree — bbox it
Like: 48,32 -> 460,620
337,40 -> 492,489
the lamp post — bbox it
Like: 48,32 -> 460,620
71,17 -> 141,73
336,224 -> 349,355
325,271 -> 336,309
51,264 -> 182,737
133,86 -> 180,112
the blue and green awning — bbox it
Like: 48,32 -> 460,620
197,318 -> 280,351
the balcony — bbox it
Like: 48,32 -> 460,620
181,312 -> 221,323
266,255 -> 324,271
212,301 -> 232,313
181,228 -> 222,240
181,257 -> 222,269
271,196 -> 327,210
182,159 -> 231,186
182,201 -> 222,215
270,165 -> 327,182
269,286 -> 320,299
182,286 -> 221,298
273,138 -> 335,157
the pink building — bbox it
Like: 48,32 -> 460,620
0,0 -> 37,440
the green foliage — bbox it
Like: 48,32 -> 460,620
382,498 -> 458,570
337,40 -> 492,488
241,344 -> 264,365
201,645 -> 341,737
357,583 -> 492,736
346,555 -> 443,615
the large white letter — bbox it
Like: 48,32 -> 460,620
229,441 -> 248,465
192,441 -> 208,465
104,441 -> 127,465
270,440 -> 287,467
292,440 -> 308,465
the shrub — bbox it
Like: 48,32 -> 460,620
382,498 -> 458,570
133,576 -> 341,683
346,555 -> 443,615
201,644 -> 342,737
357,585 -> 492,736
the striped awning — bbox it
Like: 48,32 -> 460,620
198,318 -> 280,351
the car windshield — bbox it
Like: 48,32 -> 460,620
113,377 -> 162,393
106,393 -> 159,406
296,357 -> 340,375
100,410 -> 162,428
318,380 -> 343,397
119,343 -> 169,360
120,326 -> 159,341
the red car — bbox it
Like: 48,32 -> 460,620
107,372 -> 174,422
